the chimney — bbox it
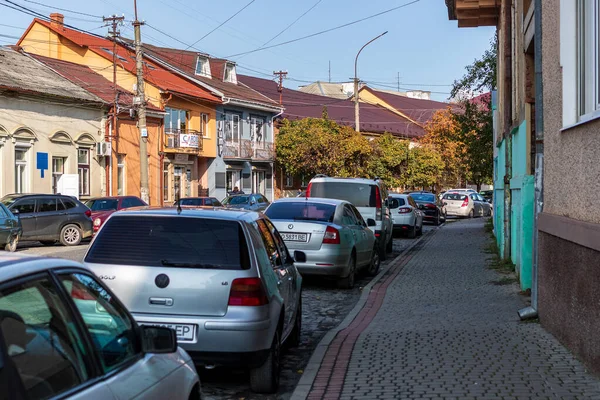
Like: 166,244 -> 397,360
50,13 -> 64,27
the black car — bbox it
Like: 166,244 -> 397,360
479,190 -> 493,203
0,194 -> 93,246
409,191 -> 447,225
0,203 -> 21,252
179,196 -> 223,207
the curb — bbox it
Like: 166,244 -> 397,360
290,226 -> 441,400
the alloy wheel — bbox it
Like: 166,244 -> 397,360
63,227 -> 80,245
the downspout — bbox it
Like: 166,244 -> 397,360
160,93 -> 172,206
105,115 -> 112,196
519,0 -> 543,320
502,0 -> 513,261
271,108 -> 284,201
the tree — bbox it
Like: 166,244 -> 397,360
403,145 -> 444,189
366,133 -> 409,188
451,32 -> 497,99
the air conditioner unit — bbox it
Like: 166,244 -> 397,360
96,141 -> 112,157
167,136 -> 176,148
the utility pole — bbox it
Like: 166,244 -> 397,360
133,0 -> 149,203
354,31 -> 388,133
103,14 -> 124,197
274,70 -> 287,105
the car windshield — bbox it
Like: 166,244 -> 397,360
309,182 -> 377,207
179,198 -> 205,206
265,202 -> 336,222
410,193 -> 436,202
85,216 -> 250,269
443,193 -> 467,201
0,196 -> 19,207
226,196 -> 250,205
85,199 -> 119,211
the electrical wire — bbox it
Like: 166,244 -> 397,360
21,0 -> 103,19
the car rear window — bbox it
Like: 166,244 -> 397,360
85,216 -> 250,269
309,182 -> 377,207
179,198 -> 205,206
228,196 -> 249,205
265,202 -> 336,222
410,193 -> 435,202
443,193 -> 467,201
388,197 -> 406,209
86,199 -> 118,211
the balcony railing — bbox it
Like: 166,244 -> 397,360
223,139 -> 274,161
165,128 -> 203,151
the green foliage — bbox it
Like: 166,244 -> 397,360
403,145 -> 444,189
367,133 -> 409,188
451,32 -> 498,99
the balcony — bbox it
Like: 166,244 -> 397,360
164,128 -> 203,153
223,139 -> 274,161
446,0 -> 500,27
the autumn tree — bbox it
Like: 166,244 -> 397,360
403,144 -> 445,189
366,133 -> 409,188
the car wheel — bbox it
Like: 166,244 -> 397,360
40,240 -> 56,246
250,329 -> 281,393
408,224 -> 417,239
5,235 -> 18,252
288,298 -> 302,348
385,233 -> 393,253
366,246 -> 381,276
468,209 -> 474,219
60,224 -> 82,246
338,254 -> 356,289
379,241 -> 387,261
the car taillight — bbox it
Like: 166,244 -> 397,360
306,182 -> 312,197
322,226 -> 340,244
228,278 -> 269,306
85,210 -> 92,218
426,203 -> 436,209
375,187 -> 382,221
71,285 -> 95,300
461,197 -> 469,207
398,207 -> 412,214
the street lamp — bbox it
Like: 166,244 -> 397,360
354,31 -> 388,132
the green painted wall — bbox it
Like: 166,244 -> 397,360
494,140 -> 506,256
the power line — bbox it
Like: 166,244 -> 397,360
0,22 -> 25,29
186,0 -> 256,50
21,0 -> 103,19
257,0 -> 322,48
225,0 -> 421,58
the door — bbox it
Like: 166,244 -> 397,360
173,166 -> 183,199
470,194 -> 482,216
342,205 -> 367,266
36,197 -> 66,239
10,198 -> 36,239
350,204 -> 374,266
0,205 -> 9,244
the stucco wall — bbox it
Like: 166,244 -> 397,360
0,95 -> 103,199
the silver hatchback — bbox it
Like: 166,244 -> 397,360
84,208 -> 303,394
265,198 -> 380,289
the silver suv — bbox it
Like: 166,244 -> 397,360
84,207 -> 303,394
306,177 -> 394,259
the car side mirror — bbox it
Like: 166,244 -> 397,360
294,250 -> 307,263
140,326 -> 177,354
366,218 -> 376,227
443,202 -> 448,206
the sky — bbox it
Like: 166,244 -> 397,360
0,0 -> 495,102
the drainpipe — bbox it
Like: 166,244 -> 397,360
502,0 -> 513,261
271,109 -> 284,201
519,0 -> 543,320
105,116 -> 112,196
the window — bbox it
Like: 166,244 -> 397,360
61,198 -> 77,209
195,56 -> 211,77
388,197 -> 405,209
0,276 -> 90,398
85,198 -> 118,211
78,149 -> 90,196
309,182 -> 378,208
342,205 -> 359,226
224,113 -> 240,143
301,175 -> 308,187
200,113 -> 210,138
59,273 -> 138,372
163,162 -> 169,202
264,219 -> 291,264
265,201 -> 336,222
117,154 -> 125,196
251,116 -> 266,147
12,198 -> 36,214
165,108 -> 187,132
121,197 -> 146,208
14,148 -> 28,194
577,0 -> 600,118
224,63 -> 237,83
255,219 -> 281,267
285,174 -> 294,188
38,197 -> 57,212
226,170 -> 241,192
350,204 -> 366,226
52,157 -> 65,194
85,216 -> 250,269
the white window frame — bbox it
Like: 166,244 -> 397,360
52,156 -> 66,194
200,113 -> 210,138
250,116 -> 266,148
165,108 -> 187,131
163,162 -> 170,202
117,154 -> 125,196
195,56 -> 211,78
225,113 -> 240,143
78,148 -> 90,197
285,173 -> 293,188
224,63 -> 237,84
14,146 -> 29,194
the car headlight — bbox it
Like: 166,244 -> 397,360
93,217 -> 102,227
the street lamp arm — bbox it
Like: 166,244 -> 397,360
354,31 -> 388,82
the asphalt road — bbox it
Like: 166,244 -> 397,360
15,224 -> 437,400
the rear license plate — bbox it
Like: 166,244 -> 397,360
281,232 -> 308,242
138,322 -> 196,342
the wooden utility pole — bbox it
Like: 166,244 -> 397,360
103,14 -> 124,197
274,70 -> 287,105
133,0 -> 149,203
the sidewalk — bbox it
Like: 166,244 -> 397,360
293,219 -> 600,400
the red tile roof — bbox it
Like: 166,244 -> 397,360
29,54 -> 162,111
360,87 -> 453,126
239,75 -> 425,139
18,19 -> 221,104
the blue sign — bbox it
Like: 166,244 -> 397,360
36,152 -> 48,178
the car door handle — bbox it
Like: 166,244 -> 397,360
149,297 -> 174,306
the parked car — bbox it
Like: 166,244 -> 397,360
84,207 -> 303,393
265,197 -> 380,288
0,194 -> 93,246
85,196 -> 147,233
448,188 -> 478,194
221,193 -> 270,212
388,194 -> 423,238
306,176 -> 394,260
179,196 -> 223,207
470,193 -> 493,217
0,252 -> 201,399
0,203 -> 21,252
442,192 -> 476,218
409,191 -> 447,226
480,190 -> 494,203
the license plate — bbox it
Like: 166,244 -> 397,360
138,322 -> 196,342
281,232 -> 308,242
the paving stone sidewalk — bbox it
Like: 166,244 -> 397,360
305,218 -> 600,400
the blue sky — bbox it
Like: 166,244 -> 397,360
0,0 -> 495,101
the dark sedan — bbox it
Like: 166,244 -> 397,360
179,197 -> 223,207
85,196 -> 147,233
221,193 -> 270,212
0,203 -> 21,251
409,191 -> 447,225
